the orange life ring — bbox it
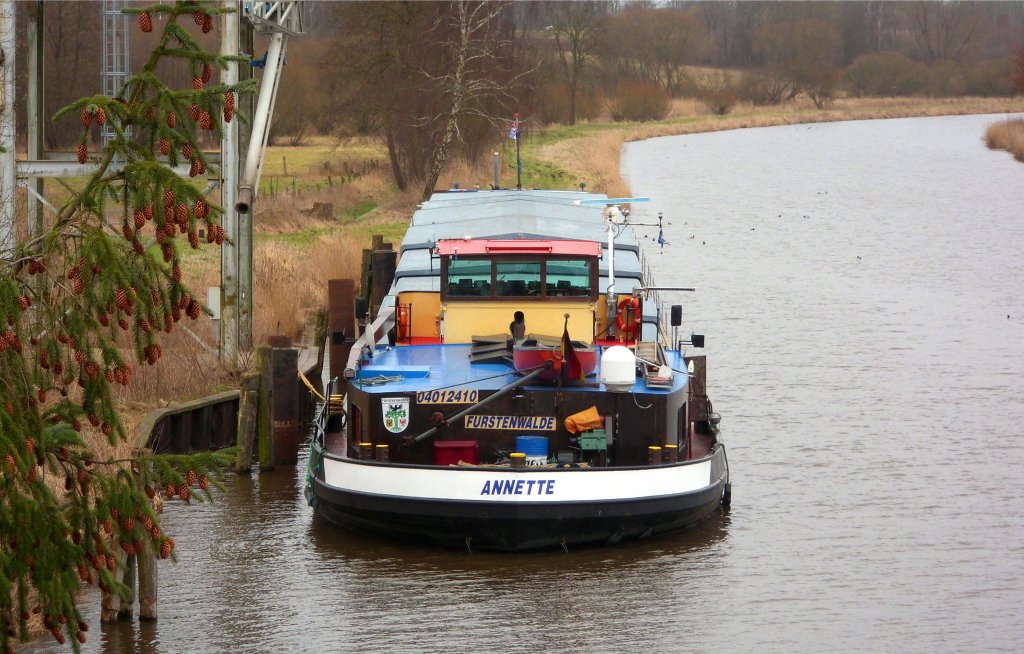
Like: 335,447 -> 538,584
615,297 -> 641,336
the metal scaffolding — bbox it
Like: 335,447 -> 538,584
101,0 -> 131,145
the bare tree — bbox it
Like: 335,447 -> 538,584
548,1 -> 611,126
420,1 -> 528,199
603,6 -> 708,97
906,1 -> 981,64
751,19 -> 841,107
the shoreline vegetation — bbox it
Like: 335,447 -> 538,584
985,117 -> 1024,161
118,95 -> 1024,433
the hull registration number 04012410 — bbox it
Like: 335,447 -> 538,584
415,389 -> 479,404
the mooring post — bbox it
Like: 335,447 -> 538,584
267,337 -> 300,465
100,550 -> 121,623
256,345 -> 275,470
235,372 -> 260,472
135,447 -> 158,620
118,554 -> 137,620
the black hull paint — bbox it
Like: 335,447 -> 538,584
311,473 -> 726,552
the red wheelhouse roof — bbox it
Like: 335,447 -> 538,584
435,238 -> 600,257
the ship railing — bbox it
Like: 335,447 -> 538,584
343,305 -> 397,380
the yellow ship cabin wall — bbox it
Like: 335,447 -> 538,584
441,301 -> 596,344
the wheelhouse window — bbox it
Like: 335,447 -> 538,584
496,261 -> 541,297
442,256 -> 596,300
545,259 -> 591,297
447,259 -> 492,296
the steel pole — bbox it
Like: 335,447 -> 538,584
241,31 -> 283,189
219,0 -> 240,365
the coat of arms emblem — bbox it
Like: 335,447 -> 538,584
382,396 -> 410,434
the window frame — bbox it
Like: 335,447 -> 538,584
441,255 -> 597,301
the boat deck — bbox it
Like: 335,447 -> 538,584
350,343 -> 688,396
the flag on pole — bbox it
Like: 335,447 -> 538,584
561,316 -> 584,381
509,123 -> 518,140
657,228 -> 667,248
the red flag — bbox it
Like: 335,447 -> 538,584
561,317 -> 584,381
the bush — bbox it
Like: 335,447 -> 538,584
844,51 -> 928,97
699,71 -> 740,115
607,80 -> 671,122
926,60 -> 968,97
963,57 -> 1016,97
536,82 -> 602,125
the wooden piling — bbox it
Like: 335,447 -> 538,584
118,554 -> 136,620
256,345 -> 274,470
137,538 -> 158,620
235,372 -> 260,473
100,550 -> 121,623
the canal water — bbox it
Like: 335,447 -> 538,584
20,114 -> 1024,653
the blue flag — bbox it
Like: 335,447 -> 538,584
509,123 -> 518,140
657,229 -> 667,248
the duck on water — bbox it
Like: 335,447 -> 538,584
306,189 -> 730,552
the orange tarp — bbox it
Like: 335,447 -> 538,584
564,406 -> 602,434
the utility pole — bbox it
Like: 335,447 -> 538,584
0,0 -> 15,259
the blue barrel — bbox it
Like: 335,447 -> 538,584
515,435 -> 548,465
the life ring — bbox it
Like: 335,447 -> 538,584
615,297 -> 641,337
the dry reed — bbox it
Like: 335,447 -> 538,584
985,119 -> 1024,162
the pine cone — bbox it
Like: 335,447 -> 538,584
199,110 -> 212,130
201,63 -> 213,83
117,318 -> 129,331
133,209 -> 146,228
224,104 -> 234,124
162,243 -> 174,263
95,107 -> 107,125
140,318 -> 152,333
202,14 -> 213,33
18,295 -> 30,310
206,226 -> 216,243
144,203 -> 154,221
176,202 -> 189,227
115,287 -> 129,311
192,77 -> 204,91
80,108 -> 91,127
189,104 -> 200,121
188,231 -> 200,249
77,144 -> 88,164
25,435 -> 35,452
139,11 -> 152,33
159,138 -> 170,156
194,198 -> 208,218
159,539 -> 172,559
178,485 -> 190,502
193,9 -> 205,25
187,299 -> 201,320
166,111 -> 176,128
133,239 -> 145,255
186,470 -> 197,486
164,220 -> 176,237
182,143 -> 193,160
73,277 -> 85,295
172,264 -> 182,283
102,519 -> 113,534
146,105 -> 157,120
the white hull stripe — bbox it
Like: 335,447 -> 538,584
322,458 -> 713,503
